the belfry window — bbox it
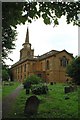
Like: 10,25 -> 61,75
60,56 -> 68,67
46,60 -> 49,69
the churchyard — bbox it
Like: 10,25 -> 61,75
2,81 -> 20,98
3,81 -> 79,118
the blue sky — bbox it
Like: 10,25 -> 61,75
5,16 -> 78,66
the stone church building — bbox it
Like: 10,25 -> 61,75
11,28 -> 73,83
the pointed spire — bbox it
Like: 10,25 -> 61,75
25,27 -> 29,43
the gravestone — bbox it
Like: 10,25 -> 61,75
50,82 -> 53,85
24,81 -> 31,94
24,95 -> 40,116
64,85 -> 76,94
23,81 -> 31,89
69,85 -> 74,92
64,86 -> 71,94
65,96 -> 70,100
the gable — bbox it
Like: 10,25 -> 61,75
55,50 -> 73,60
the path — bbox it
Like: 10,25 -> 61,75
2,84 -> 23,118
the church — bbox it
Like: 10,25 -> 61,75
11,28 -> 73,83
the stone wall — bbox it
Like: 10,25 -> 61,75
11,50 -> 73,83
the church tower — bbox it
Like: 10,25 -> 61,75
20,27 -> 34,60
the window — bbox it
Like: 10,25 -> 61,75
21,65 -> 22,73
46,60 -> 49,69
21,75 -> 22,79
41,62 -> 43,70
16,68 -> 17,74
37,74 -> 42,78
24,64 -> 26,72
18,67 -> 19,73
60,56 -> 68,67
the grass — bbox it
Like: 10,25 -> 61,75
0,83 -> 2,100
2,81 -> 20,98
8,83 -> 79,118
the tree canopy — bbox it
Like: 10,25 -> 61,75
2,3 -> 26,63
66,56 -> 80,85
2,2 -> 80,64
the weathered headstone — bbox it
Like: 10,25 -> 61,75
50,82 -> 53,85
64,85 -> 76,94
64,86 -> 71,94
65,96 -> 70,100
69,85 -> 74,92
24,95 -> 40,116
54,82 -> 56,84
23,81 -> 31,89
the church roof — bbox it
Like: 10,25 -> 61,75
11,49 -> 73,68
36,49 -> 73,60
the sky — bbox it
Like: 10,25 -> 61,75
5,16 -> 78,66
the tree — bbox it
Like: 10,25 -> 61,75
66,56 -> 80,85
2,2 -> 26,63
2,65 -> 9,81
2,2 -> 80,64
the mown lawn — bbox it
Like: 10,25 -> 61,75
8,83 -> 79,118
2,81 -> 20,98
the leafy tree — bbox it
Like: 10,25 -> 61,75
66,56 -> 80,85
2,2 -> 26,63
2,2 -> 80,64
23,2 -> 80,26
2,66 -> 9,81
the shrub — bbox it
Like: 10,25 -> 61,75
31,84 -> 48,95
23,74 -> 43,85
66,56 -> 80,85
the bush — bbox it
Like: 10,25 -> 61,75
66,56 -> 80,85
2,69 -> 9,81
31,84 -> 48,95
23,74 -> 43,85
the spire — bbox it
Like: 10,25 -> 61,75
25,27 -> 29,43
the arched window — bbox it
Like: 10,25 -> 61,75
60,56 -> 68,67
46,60 -> 49,69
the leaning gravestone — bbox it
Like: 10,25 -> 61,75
24,95 -> 40,116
